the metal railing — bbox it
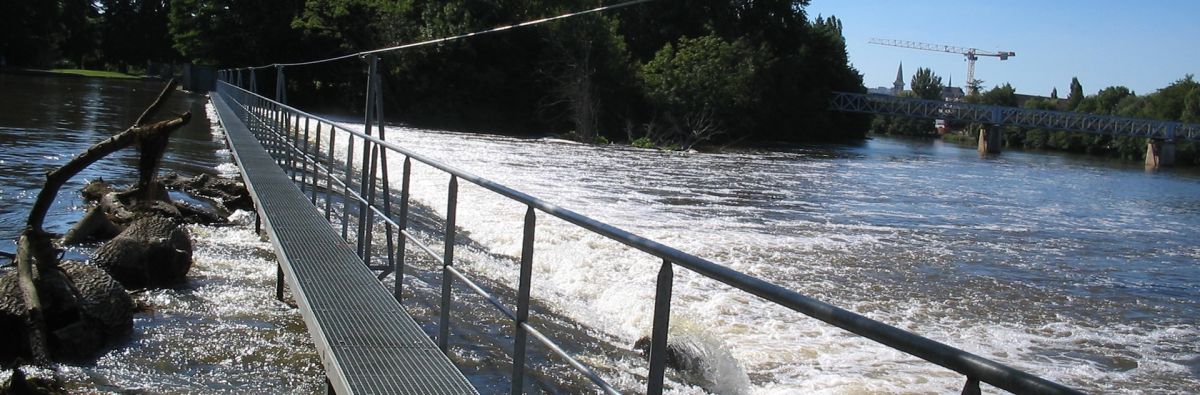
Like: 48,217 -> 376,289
215,74 -> 1086,394
832,91 -> 1200,141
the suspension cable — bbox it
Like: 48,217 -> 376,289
232,0 -> 655,71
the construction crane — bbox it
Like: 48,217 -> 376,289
869,38 -> 1015,95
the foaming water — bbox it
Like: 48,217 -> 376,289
0,76 -> 321,392
59,218 -> 324,392
326,124 -> 1199,393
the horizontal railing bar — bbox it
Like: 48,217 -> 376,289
521,323 -> 620,395
238,102 -> 404,230
218,82 -> 1083,395
400,229 -> 444,266
445,266 -> 518,322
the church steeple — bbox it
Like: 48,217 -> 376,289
892,62 -> 905,95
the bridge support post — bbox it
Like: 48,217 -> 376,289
1145,138 -> 1176,169
978,124 -> 1002,154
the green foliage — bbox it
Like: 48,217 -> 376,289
0,0 -> 60,67
979,83 -> 1017,107
642,36 -> 765,124
1067,77 -> 1084,110
631,136 -> 654,149
871,114 -> 935,136
910,68 -> 943,100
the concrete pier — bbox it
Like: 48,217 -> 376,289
978,125 -> 1002,154
1145,138 -> 1176,169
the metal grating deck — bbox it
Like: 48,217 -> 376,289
210,93 -> 478,395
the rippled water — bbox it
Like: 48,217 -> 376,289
0,75 -> 323,392
333,125 -> 1200,394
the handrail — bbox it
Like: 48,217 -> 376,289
215,80 -> 1086,395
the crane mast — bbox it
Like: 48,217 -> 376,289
869,38 -> 1015,96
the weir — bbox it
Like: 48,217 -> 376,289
211,67 -> 1087,393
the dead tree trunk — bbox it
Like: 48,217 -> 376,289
13,79 -> 189,364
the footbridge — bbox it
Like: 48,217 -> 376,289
831,91 -> 1200,167
206,1 -> 1085,393
210,67 -> 1086,395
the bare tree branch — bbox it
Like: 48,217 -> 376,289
134,79 -> 178,127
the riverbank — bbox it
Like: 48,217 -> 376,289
0,68 -> 145,80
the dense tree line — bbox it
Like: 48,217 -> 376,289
867,63 -> 1198,165
3,0 -> 870,146
982,75 -> 1199,165
869,67 -> 943,136
1,0 -> 176,71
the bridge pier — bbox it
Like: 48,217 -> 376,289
1145,138 -> 1176,169
978,124 -> 1002,154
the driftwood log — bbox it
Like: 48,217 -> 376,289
7,79 -> 190,366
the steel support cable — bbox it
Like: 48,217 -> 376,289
230,0 -> 655,71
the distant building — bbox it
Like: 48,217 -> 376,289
891,62 -> 905,95
940,76 -> 965,101
868,86 -> 895,95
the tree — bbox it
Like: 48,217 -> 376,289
0,0 -> 61,67
1067,77 -> 1084,110
910,67 -> 944,100
1050,87 -> 1058,100
1184,87 -> 1200,123
641,35 -> 769,149
980,83 -> 1018,107
1092,86 -> 1134,115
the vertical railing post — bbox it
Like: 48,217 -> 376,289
438,175 -> 458,352
249,68 -> 257,96
962,377 -> 981,395
275,264 -> 285,301
647,259 -> 673,395
374,56 -> 396,276
356,54 -> 378,259
235,68 -> 243,90
342,130 -> 355,240
326,125 -> 336,221
275,65 -> 287,105
311,121 -> 322,204
511,206 -> 536,395
301,116 -> 311,192
394,156 -> 411,301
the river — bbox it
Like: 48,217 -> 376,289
2,75 -> 1198,393
357,124 -> 1200,394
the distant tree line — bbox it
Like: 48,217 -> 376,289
869,65 -> 1200,165
1,0 -> 176,72
1,0 -> 871,147
987,75 -> 1200,165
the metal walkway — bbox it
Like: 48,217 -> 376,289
211,92 -> 478,395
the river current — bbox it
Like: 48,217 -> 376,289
353,125 -> 1200,394
1,75 -> 1198,393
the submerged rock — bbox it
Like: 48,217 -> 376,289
91,216 -> 192,289
0,260 -> 133,365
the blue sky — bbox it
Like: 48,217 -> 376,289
806,1 -> 1200,97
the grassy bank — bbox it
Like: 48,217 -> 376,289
47,69 -> 141,79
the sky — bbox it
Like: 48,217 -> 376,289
805,1 -> 1200,97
